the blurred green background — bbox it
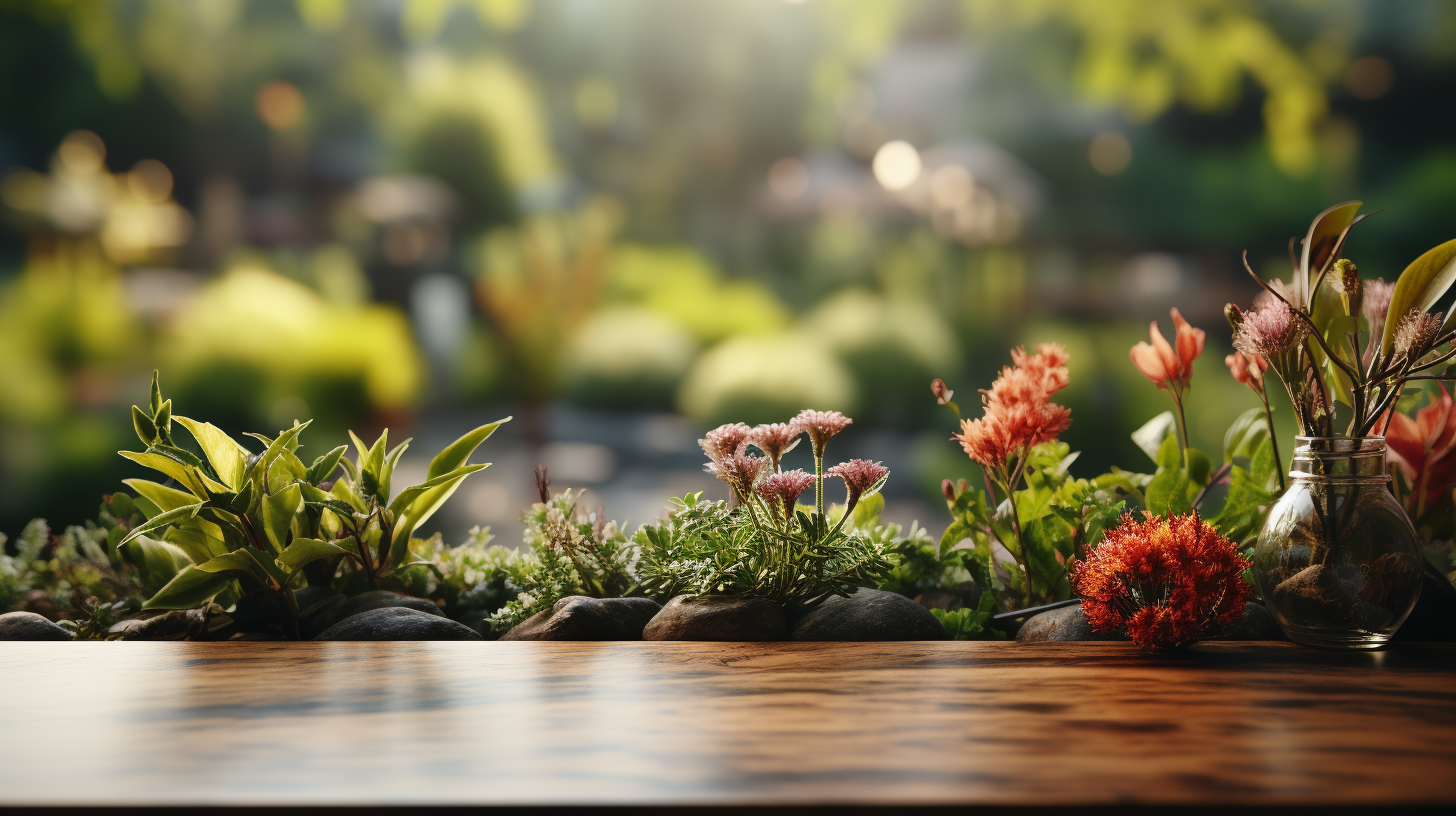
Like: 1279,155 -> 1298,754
3,0 -> 1455,542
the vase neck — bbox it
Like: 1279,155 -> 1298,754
1289,436 -> 1388,482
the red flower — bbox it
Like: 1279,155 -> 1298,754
953,344 -> 1072,470
1071,512 -> 1251,651
1130,308 -> 1204,391
1380,382 -> 1456,517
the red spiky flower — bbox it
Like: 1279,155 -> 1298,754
1071,512 -> 1252,651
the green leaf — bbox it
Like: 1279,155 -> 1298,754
120,535 -> 192,594
1155,431 -> 1181,470
1222,408 -> 1269,464
1387,237 -> 1456,352
386,464 -> 485,517
1144,467 -> 1191,517
194,549 -> 266,580
162,522 -> 229,563
276,537 -> 356,573
850,492 -> 885,529
173,416 -> 249,490
132,405 -> 157,446
427,418 -> 511,479
148,369 -> 164,416
378,438 -> 411,504
260,482 -> 303,554
141,566 -> 233,610
306,445 -> 348,486
123,478 -> 201,515
118,451 -> 216,500
387,465 -> 489,562
1213,438 -> 1280,545
116,503 -> 203,548
1186,447 -> 1212,488
1132,412 -> 1176,464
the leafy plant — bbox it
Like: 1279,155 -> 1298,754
488,468 -> 638,634
0,494 -> 164,621
932,594 -> 1003,641
1231,202 -> 1456,439
633,412 -> 897,609
114,371 -> 508,638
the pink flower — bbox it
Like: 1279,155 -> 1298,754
1130,308 -> 1204,391
791,409 -> 853,458
825,459 -> 889,512
756,469 -> 816,515
699,423 -> 752,462
706,450 -> 769,502
1233,300 -> 1308,358
748,423 -> 802,468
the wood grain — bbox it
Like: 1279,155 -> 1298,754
1,642 -> 1453,806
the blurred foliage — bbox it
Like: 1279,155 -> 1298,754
3,0 -> 1456,541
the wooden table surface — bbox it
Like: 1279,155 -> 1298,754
1,641 -> 1454,807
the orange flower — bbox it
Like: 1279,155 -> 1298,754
1381,382 -> 1456,517
1224,350 -> 1268,391
953,344 -> 1072,470
1130,308 -> 1204,391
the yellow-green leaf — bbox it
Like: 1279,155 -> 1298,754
173,415 -> 249,490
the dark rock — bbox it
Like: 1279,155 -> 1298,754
1394,560 -> 1456,642
314,607 -> 482,641
501,596 -> 662,641
228,593 -> 288,631
1207,602 -> 1288,641
294,586 -> 346,640
791,588 -> 948,641
1016,603 -> 1124,642
642,595 -> 788,641
333,590 -> 444,623
0,611 -> 71,641
453,609 -> 493,639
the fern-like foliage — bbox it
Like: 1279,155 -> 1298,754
634,492 -> 896,609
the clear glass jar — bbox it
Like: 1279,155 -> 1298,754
1253,437 -> 1423,649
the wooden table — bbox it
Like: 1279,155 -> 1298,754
2,641 -> 1453,807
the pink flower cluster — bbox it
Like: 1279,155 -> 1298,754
953,344 -> 1072,471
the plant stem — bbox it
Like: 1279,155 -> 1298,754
1261,392 -> 1286,491
1004,455 -> 1033,607
814,450 -> 825,518
1171,391 -> 1191,471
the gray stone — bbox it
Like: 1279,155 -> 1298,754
294,587 -> 347,640
333,590 -> 444,623
791,588 -> 948,641
1394,560 -> 1456,642
1016,603 -> 1123,643
1207,602 -> 1288,641
314,607 -> 482,641
642,595 -> 788,641
0,611 -> 71,641
502,596 -> 663,641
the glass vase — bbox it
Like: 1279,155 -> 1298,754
1253,437 -> 1423,650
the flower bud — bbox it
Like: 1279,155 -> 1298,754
1224,303 -> 1244,331
942,478 -> 956,502
1331,259 -> 1360,296
930,378 -> 953,405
